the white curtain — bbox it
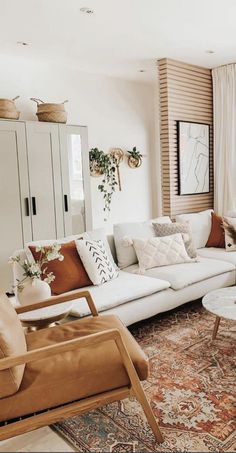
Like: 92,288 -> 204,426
212,64 -> 236,215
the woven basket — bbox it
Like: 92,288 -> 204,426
31,98 -> 68,123
0,109 -> 20,120
0,96 -> 20,119
36,111 -> 67,123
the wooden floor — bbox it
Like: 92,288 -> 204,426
0,426 -> 76,452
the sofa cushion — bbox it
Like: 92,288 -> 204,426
153,221 -> 197,258
0,315 -> 148,422
223,217 -> 236,251
70,270 -> 170,317
175,209 -> 213,249
14,229 -> 117,295
29,241 -> 92,295
75,239 -> 118,285
198,247 -> 236,265
206,212 -> 225,248
114,216 -> 171,269
132,234 -> 192,273
124,257 -> 234,291
26,227 -> 117,270
0,293 -> 27,398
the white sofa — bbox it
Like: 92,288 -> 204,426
13,210 -> 236,326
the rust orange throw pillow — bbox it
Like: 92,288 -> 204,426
29,241 -> 92,294
206,212 -> 225,248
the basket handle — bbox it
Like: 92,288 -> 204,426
12,96 -> 20,101
62,100 -> 69,104
30,98 -> 45,105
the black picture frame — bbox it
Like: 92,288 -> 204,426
177,120 -> 210,196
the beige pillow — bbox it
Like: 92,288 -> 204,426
153,221 -> 197,258
0,293 -> 27,398
132,234 -> 192,273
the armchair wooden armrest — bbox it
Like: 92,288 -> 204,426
0,328 -> 119,371
15,290 -> 98,317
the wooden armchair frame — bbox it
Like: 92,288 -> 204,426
0,291 -> 163,443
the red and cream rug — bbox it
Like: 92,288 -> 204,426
54,301 -> 236,452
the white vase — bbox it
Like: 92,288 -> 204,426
17,278 -> 51,306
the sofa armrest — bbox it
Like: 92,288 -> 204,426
0,328 -> 120,371
15,290 -> 98,317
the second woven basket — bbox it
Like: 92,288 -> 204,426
30,98 -> 68,123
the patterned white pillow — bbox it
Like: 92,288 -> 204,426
132,234 -> 193,273
76,239 -> 118,285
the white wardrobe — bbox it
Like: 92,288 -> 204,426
0,120 -> 92,292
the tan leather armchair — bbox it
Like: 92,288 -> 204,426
0,290 -> 163,443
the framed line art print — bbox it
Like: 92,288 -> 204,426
177,121 -> 210,195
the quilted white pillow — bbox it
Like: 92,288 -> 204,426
76,239 -> 118,285
132,234 -> 192,273
114,216 -> 172,269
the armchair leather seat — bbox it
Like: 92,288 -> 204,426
0,315 -> 149,422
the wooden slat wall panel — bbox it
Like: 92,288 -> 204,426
158,58 -> 213,216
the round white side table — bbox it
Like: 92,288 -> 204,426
202,287 -> 236,339
18,302 -> 73,330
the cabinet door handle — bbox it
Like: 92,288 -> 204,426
32,197 -> 37,215
64,194 -> 68,212
25,198 -> 30,216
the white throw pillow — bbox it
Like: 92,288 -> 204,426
114,217 -> 172,269
76,239 -> 119,285
132,234 -> 192,273
85,228 -> 117,268
223,217 -> 236,251
175,209 -> 213,249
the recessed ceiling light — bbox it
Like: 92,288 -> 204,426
80,7 -> 94,14
17,41 -> 29,46
205,50 -> 215,54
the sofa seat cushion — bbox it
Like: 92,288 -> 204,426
0,315 -> 148,422
124,257 -> 234,290
70,270 -> 170,317
198,247 -> 236,265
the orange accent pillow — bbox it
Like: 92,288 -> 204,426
206,212 -> 225,248
29,241 -> 92,295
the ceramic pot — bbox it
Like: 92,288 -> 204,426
17,278 -> 51,306
128,155 -> 142,168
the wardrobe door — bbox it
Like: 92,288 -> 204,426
26,122 -> 64,241
0,120 -> 32,291
59,125 -> 92,235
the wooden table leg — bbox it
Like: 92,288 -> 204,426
212,316 -> 221,340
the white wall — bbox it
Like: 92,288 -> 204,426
0,54 -> 157,232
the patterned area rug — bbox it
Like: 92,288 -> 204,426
53,301 -> 236,452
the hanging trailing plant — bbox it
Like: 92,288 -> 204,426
89,148 -> 117,219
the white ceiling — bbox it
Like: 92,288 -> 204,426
1,0 -> 236,82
